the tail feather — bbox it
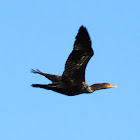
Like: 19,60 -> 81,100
31,84 -> 42,87
31,84 -> 63,94
31,84 -> 55,90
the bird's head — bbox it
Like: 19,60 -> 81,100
90,83 -> 117,91
100,83 -> 117,89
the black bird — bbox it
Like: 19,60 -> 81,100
31,26 -> 117,96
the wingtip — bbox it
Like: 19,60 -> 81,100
79,25 -> 86,30
75,25 -> 90,41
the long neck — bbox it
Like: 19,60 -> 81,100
88,83 -> 105,92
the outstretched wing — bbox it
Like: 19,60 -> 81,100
62,26 -> 94,84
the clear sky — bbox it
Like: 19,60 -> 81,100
1,0 -> 140,140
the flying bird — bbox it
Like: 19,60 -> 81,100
31,26 -> 117,96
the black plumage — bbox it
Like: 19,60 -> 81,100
31,26 -> 117,96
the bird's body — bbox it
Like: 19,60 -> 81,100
31,69 -> 91,96
31,26 -> 117,96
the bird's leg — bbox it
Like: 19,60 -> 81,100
31,69 -> 61,82
31,69 -> 52,79
31,69 -> 45,76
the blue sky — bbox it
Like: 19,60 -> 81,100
1,0 -> 140,140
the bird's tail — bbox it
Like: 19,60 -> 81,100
31,84 -> 63,94
31,84 -> 58,90
31,84 -> 51,89
32,84 -> 43,87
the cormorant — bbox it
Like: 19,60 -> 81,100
31,26 -> 117,96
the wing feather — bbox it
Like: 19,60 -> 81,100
62,26 -> 94,84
